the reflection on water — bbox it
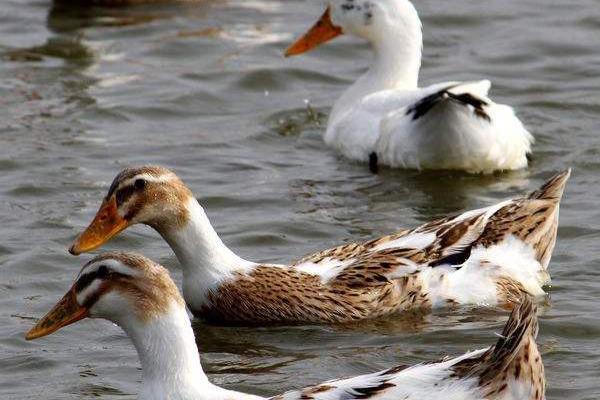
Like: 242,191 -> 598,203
1,0 -> 599,399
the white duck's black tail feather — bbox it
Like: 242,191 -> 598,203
369,152 -> 379,174
406,86 -> 491,122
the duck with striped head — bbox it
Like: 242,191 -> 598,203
27,253 -> 545,400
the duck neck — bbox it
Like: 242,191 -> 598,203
369,30 -> 422,90
120,305 -> 258,400
157,198 -> 254,307
159,198 -> 242,271
332,14 -> 423,119
122,305 -> 209,398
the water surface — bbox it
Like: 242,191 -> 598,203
1,0 -> 599,398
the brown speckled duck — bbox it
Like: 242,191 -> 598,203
27,252 -> 545,400
68,166 -> 570,324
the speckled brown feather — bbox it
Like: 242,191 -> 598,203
475,170 -> 571,269
451,295 -> 544,399
295,230 -> 411,265
192,263 -> 429,324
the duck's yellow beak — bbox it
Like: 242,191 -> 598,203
285,7 -> 343,57
26,289 -> 88,340
69,197 -> 128,255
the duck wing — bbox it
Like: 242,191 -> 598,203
375,80 -> 533,172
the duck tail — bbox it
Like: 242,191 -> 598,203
406,83 -> 492,123
528,169 -> 572,202
487,295 -> 539,370
524,169 -> 571,270
452,295 -> 545,399
480,295 -> 545,398
483,169 -> 571,271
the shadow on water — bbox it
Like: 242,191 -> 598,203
4,4 -> 96,66
366,167 -> 534,217
287,160 -> 536,235
262,106 -> 538,228
192,301 -> 544,354
4,0 -> 216,64
47,1 -> 178,33
47,0 -> 221,32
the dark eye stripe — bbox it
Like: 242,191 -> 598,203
106,168 -> 146,200
75,271 -> 99,293
115,185 -> 136,207
75,268 -> 130,297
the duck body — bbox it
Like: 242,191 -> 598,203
330,81 -> 533,172
185,174 -> 563,324
27,253 -> 545,400
287,0 -> 533,173
70,166 -> 570,325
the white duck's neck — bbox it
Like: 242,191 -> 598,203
332,11 -> 423,120
120,304 -> 262,400
158,198 -> 255,308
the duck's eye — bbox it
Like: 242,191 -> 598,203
97,265 -> 109,279
134,179 -> 146,190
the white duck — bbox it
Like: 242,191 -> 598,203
286,0 -> 533,173
27,252 -> 545,400
67,166 -> 570,325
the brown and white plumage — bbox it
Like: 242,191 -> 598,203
26,253 -> 545,400
275,295 -> 544,400
69,166 -> 570,324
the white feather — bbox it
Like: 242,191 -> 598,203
294,257 -> 356,283
118,173 -> 176,189
497,380 -> 541,400
76,279 -> 102,305
372,232 -> 437,252
104,301 -> 262,400
420,235 -> 545,307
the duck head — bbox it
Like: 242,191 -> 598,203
69,166 -> 194,255
285,0 -> 421,56
26,252 -> 183,339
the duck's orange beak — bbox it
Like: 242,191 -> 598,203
285,7 -> 343,57
69,197 -> 128,255
26,289 -> 88,340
